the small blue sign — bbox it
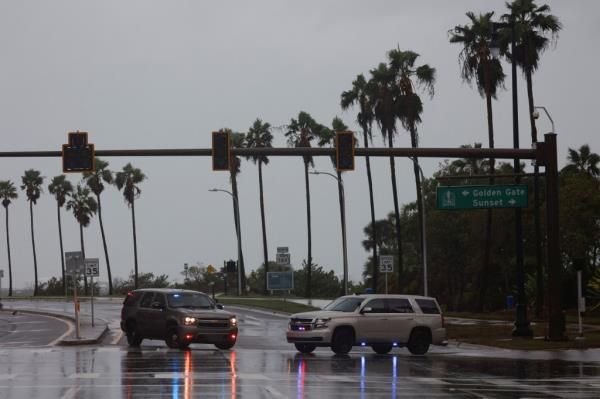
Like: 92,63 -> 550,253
267,272 -> 294,290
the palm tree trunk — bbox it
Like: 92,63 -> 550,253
388,131 -> 404,292
57,204 -> 66,296
409,125 -> 425,295
479,74 -> 495,312
304,160 -> 312,298
258,160 -> 269,295
79,222 -> 88,295
96,194 -> 113,295
5,207 -> 12,297
29,201 -> 39,296
363,125 -> 379,292
231,173 -> 246,293
131,198 -> 139,289
526,69 -> 544,318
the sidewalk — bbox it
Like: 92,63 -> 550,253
0,300 -> 109,345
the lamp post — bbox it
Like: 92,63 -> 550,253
491,18 -> 533,337
310,170 -> 348,295
209,188 -> 242,296
410,158 -> 428,297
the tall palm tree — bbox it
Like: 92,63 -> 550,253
387,48 -> 436,295
83,158 -> 114,295
341,74 -> 380,291
115,163 -> 146,289
66,184 -> 98,295
369,62 -> 405,291
0,181 -> 18,296
563,145 -> 600,177
21,169 -> 44,296
285,111 -> 329,298
227,129 -> 247,293
503,0 -> 562,317
450,13 -> 506,311
48,175 -> 74,295
244,119 -> 273,295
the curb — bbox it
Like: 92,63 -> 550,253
0,307 -> 109,346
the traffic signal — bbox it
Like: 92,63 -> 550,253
226,260 -> 237,273
62,132 -> 95,173
336,131 -> 355,171
212,131 -> 231,171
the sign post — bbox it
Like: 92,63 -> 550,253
85,258 -> 99,327
379,255 -> 394,294
0,269 -> 3,304
65,251 -> 84,339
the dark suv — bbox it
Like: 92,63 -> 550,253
120,288 -> 238,350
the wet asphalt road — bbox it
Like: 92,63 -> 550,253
0,299 -> 600,398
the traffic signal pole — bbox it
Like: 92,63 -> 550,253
0,136 -> 565,340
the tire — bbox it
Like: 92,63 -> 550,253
371,344 -> 393,355
407,329 -> 431,355
331,328 -> 354,355
215,341 -> 236,350
126,321 -> 143,347
294,343 -> 316,354
165,326 -> 189,350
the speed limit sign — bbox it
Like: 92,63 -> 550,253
85,258 -> 100,277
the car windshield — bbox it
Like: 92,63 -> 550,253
323,297 -> 365,312
167,293 -> 214,309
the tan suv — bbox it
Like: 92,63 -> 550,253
286,294 -> 446,355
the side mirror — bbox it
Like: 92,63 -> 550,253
360,307 -> 372,314
216,304 -> 224,310
151,302 -> 164,310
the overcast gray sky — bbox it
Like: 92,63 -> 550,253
0,0 -> 598,291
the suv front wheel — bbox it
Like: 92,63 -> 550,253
165,326 -> 189,350
294,343 -> 316,354
372,344 -> 393,354
407,328 -> 431,355
331,328 -> 354,355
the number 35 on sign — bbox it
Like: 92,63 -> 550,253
85,258 -> 100,277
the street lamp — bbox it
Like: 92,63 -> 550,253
209,188 -> 242,296
410,158 -> 428,297
310,170 -> 348,295
490,18 -> 533,337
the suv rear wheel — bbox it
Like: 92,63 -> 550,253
126,321 -> 143,347
407,328 -> 431,355
165,326 -> 189,350
331,328 -> 354,355
371,344 -> 393,354
294,343 -> 316,354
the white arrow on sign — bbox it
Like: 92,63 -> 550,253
508,199 -> 516,205
462,190 -> 470,196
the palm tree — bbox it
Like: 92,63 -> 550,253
48,175 -> 74,295
0,181 -> 18,296
563,145 -> 600,177
369,62 -> 406,291
115,163 -> 146,289
450,13 -> 506,311
341,74 -> 380,292
503,0 -> 562,317
387,48 -> 436,295
285,111 -> 329,298
66,184 -> 98,295
244,119 -> 274,295
227,129 -> 247,293
83,158 -> 114,295
21,169 -> 44,296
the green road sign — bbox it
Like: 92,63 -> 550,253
437,184 -> 528,210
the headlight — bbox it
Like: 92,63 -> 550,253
314,318 -> 331,329
230,317 -> 237,326
184,317 -> 197,326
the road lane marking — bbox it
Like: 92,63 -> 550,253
264,385 -> 288,398
60,386 -> 81,399
68,373 -> 100,379
0,374 -> 17,380
111,330 -> 124,345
